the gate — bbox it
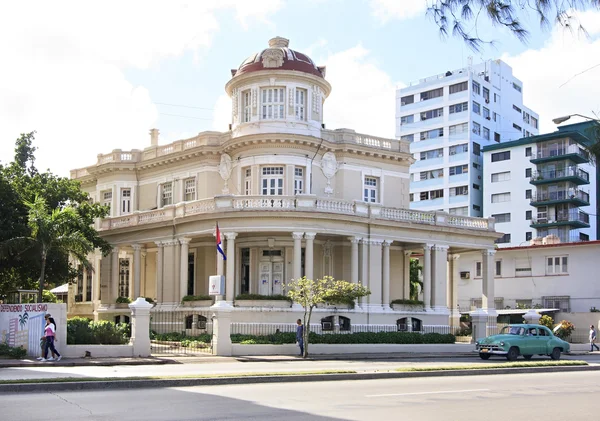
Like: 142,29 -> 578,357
150,308 -> 213,355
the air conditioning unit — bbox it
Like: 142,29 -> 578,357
460,271 -> 470,279
322,321 -> 333,331
486,116 -> 491,120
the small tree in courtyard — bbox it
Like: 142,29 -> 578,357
286,276 -> 370,358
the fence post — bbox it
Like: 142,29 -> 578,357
471,309 -> 488,344
129,297 -> 153,357
211,301 -> 233,356
523,309 -> 541,324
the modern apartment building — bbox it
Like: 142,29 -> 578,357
396,59 -> 539,217
483,121 -> 598,247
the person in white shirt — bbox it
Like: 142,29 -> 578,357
39,315 -> 61,362
590,325 -> 599,352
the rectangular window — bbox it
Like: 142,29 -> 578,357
483,87 -> 490,102
546,256 -> 568,275
121,188 -> 131,214
420,107 -> 443,120
476,262 -> 482,277
472,183 -> 480,190
420,168 -> 444,180
483,107 -> 490,119
512,82 -> 522,92
401,134 -> 414,142
472,121 -> 481,136
513,123 -> 522,131
449,206 -> 468,216
420,127 -> 444,140
492,213 -> 511,223
243,90 -> 251,123
161,183 -> 172,207
450,185 -> 468,196
513,104 -> 522,113
494,132 -> 501,142
261,166 -> 284,195
449,102 -> 468,113
491,192 -> 511,203
103,191 -> 112,213
428,189 -> 444,199
420,88 -> 443,101
473,142 -> 481,156
420,148 -> 444,160
449,122 -> 469,136
473,204 -> 481,211
491,151 -> 510,162
364,176 -> 378,203
525,232 -> 532,241
496,260 -> 502,276
473,101 -> 481,115
531,116 -> 538,129
483,127 -> 490,140
525,147 -> 532,157
449,143 -> 468,155
261,88 -> 285,119
400,115 -> 414,125
184,178 -> 196,202
523,111 -> 530,124
493,112 -> 498,122
494,93 -> 500,103
409,193 -> 414,202
542,296 -> 570,312
449,164 -> 468,176
244,168 -> 252,195
449,81 -> 468,94
525,189 -> 532,199
526,210 -> 532,220
401,95 -> 414,106
294,167 -> 304,195
525,168 -> 532,178
295,88 -> 306,120
495,233 -> 511,244
472,81 -> 480,95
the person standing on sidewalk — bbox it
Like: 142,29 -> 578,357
590,325 -> 599,352
36,315 -> 57,361
296,319 -> 304,356
40,315 -> 61,362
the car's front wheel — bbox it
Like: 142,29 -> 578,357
523,355 -> 533,360
479,353 -> 491,360
506,347 -> 519,361
550,347 -> 561,360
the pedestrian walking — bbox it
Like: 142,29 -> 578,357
296,319 -> 304,356
40,314 -> 61,362
590,325 -> 599,352
37,314 -> 57,361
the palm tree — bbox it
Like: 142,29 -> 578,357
18,312 -> 28,329
409,259 -> 423,301
1,196 -> 94,303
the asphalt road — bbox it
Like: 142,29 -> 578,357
0,371 -> 597,420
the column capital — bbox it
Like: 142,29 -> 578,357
482,249 -> 496,257
382,240 -> 392,247
451,253 -> 460,261
111,246 -> 120,254
433,244 -> 449,252
132,243 -> 143,251
154,241 -> 164,248
224,232 -> 238,241
162,239 -> 179,247
141,251 -> 147,258
292,232 -> 304,240
304,232 -> 316,240
365,238 -> 384,246
423,243 -> 434,250
179,237 -> 191,245
348,236 -> 362,244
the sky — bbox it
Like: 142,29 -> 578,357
1,0 -> 599,177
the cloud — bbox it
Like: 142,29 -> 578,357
321,45 -> 398,138
0,1 -> 283,176
501,10 -> 600,133
212,95 -> 233,132
369,0 -> 428,23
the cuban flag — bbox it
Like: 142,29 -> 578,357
216,223 -> 226,261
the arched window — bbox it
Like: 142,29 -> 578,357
411,318 -> 422,332
397,318 -> 408,332
114,315 -> 130,324
339,316 -> 351,332
197,315 -> 207,330
185,315 -> 194,329
321,316 -> 334,331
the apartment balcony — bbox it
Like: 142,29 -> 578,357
530,167 -> 590,186
530,189 -> 590,207
530,210 -> 590,229
530,144 -> 589,164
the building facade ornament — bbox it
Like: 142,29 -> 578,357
320,151 -> 338,195
261,48 -> 285,68
219,153 -> 234,194
322,240 -> 332,257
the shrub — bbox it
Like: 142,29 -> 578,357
390,299 -> 424,306
230,331 -> 455,345
144,297 -> 155,304
181,295 -> 212,303
235,294 -> 292,302
67,317 -> 129,345
67,317 -> 93,345
0,342 -> 27,359
42,290 -> 59,303
554,320 -> 575,340
455,327 -> 472,336
538,315 -> 554,330
116,296 -> 131,304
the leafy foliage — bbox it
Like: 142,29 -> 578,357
391,299 -> 424,306
554,319 -> 575,340
230,332 -> 456,345
538,314 -> 554,330
234,294 -> 292,302
181,295 -> 212,303
42,290 -> 60,303
115,296 -> 132,304
409,259 -> 423,301
0,342 -> 27,359
67,317 -> 130,345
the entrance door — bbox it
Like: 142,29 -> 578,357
258,250 -> 284,296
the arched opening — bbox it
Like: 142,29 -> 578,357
321,315 -> 334,331
339,316 -> 351,332
185,315 -> 194,329
411,317 -> 422,332
396,317 -> 408,332
197,315 -> 207,330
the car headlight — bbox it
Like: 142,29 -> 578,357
475,341 -> 479,346
500,342 -> 505,346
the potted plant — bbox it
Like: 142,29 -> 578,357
115,296 -> 131,308
390,299 -> 424,311
181,295 -> 213,307
234,293 -> 293,308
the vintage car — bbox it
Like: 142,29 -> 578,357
475,324 -> 570,361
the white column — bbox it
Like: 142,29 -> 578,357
155,242 -> 164,303
382,240 -> 391,309
432,245 -> 449,313
450,254 -> 461,326
482,249 -> 496,314
179,238 -> 191,301
292,232 -> 304,280
93,252 -> 102,302
225,233 -> 237,302
111,247 -> 119,303
141,250 -> 147,298
403,250 -> 411,300
359,239 -> 368,308
304,232 -> 316,280
422,244 -> 433,311
132,244 -> 142,299
349,237 -> 360,284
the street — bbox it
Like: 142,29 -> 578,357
0,371 -> 597,420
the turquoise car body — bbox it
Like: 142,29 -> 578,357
475,324 -> 570,360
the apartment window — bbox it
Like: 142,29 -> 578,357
580,233 -> 590,241
546,256 -> 568,275
401,95 -> 414,106
184,178 -> 196,202
483,127 -> 490,140
420,107 -> 443,120
513,104 -> 522,113
409,193 -> 414,202
261,87 -> 285,119
494,93 -> 500,103
401,134 -> 414,142
420,88 -> 443,101
531,116 -> 538,129
430,189 -> 444,199
494,132 -> 501,142
491,151 -> 510,162
295,88 -> 306,120
450,185 -> 468,196
244,168 -> 252,195
473,162 -> 480,170
496,260 -> 502,276
449,143 -> 468,155
473,142 -> 481,156
473,101 -> 481,115
364,176 -> 378,203
243,90 -> 251,122
449,206 -> 468,216
118,259 -> 130,298
472,81 -> 481,95
492,213 -> 511,223
261,166 -> 284,195
513,123 -> 522,131
523,112 -> 530,124
449,164 -> 468,175
121,188 -> 131,214
102,191 -> 112,213
420,168 -> 443,180
161,182 -> 173,207
495,233 -> 511,244
512,82 -> 522,92
294,167 -> 304,195
420,127 -> 444,140
449,102 -> 468,113
491,192 -> 511,203
542,296 -> 570,312
483,87 -> 490,102
401,115 -> 414,125
483,107 -> 490,119
516,259 -> 532,277
473,204 -> 481,211
420,148 -> 443,160
493,112 -> 498,122
525,232 -> 532,241
472,122 -> 481,136
525,147 -> 532,157
472,183 -> 480,190
449,122 -> 469,136
475,262 -> 482,277
525,210 -> 532,220
449,82 -> 468,94
525,189 -> 532,199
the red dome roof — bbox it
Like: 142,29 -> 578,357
232,37 -> 325,79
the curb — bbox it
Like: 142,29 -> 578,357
0,359 -> 175,369
2,364 -> 598,393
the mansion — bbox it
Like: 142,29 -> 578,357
70,37 -> 500,327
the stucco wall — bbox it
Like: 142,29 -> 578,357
138,182 -> 157,211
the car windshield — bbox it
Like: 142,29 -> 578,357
501,326 -> 525,335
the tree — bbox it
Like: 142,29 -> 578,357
409,259 -> 423,301
2,196 -> 95,303
286,276 -> 370,358
427,1 -> 600,51
538,314 -> 554,330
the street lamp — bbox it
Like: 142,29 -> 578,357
552,114 -> 596,124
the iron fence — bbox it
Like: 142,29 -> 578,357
150,308 -> 213,355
